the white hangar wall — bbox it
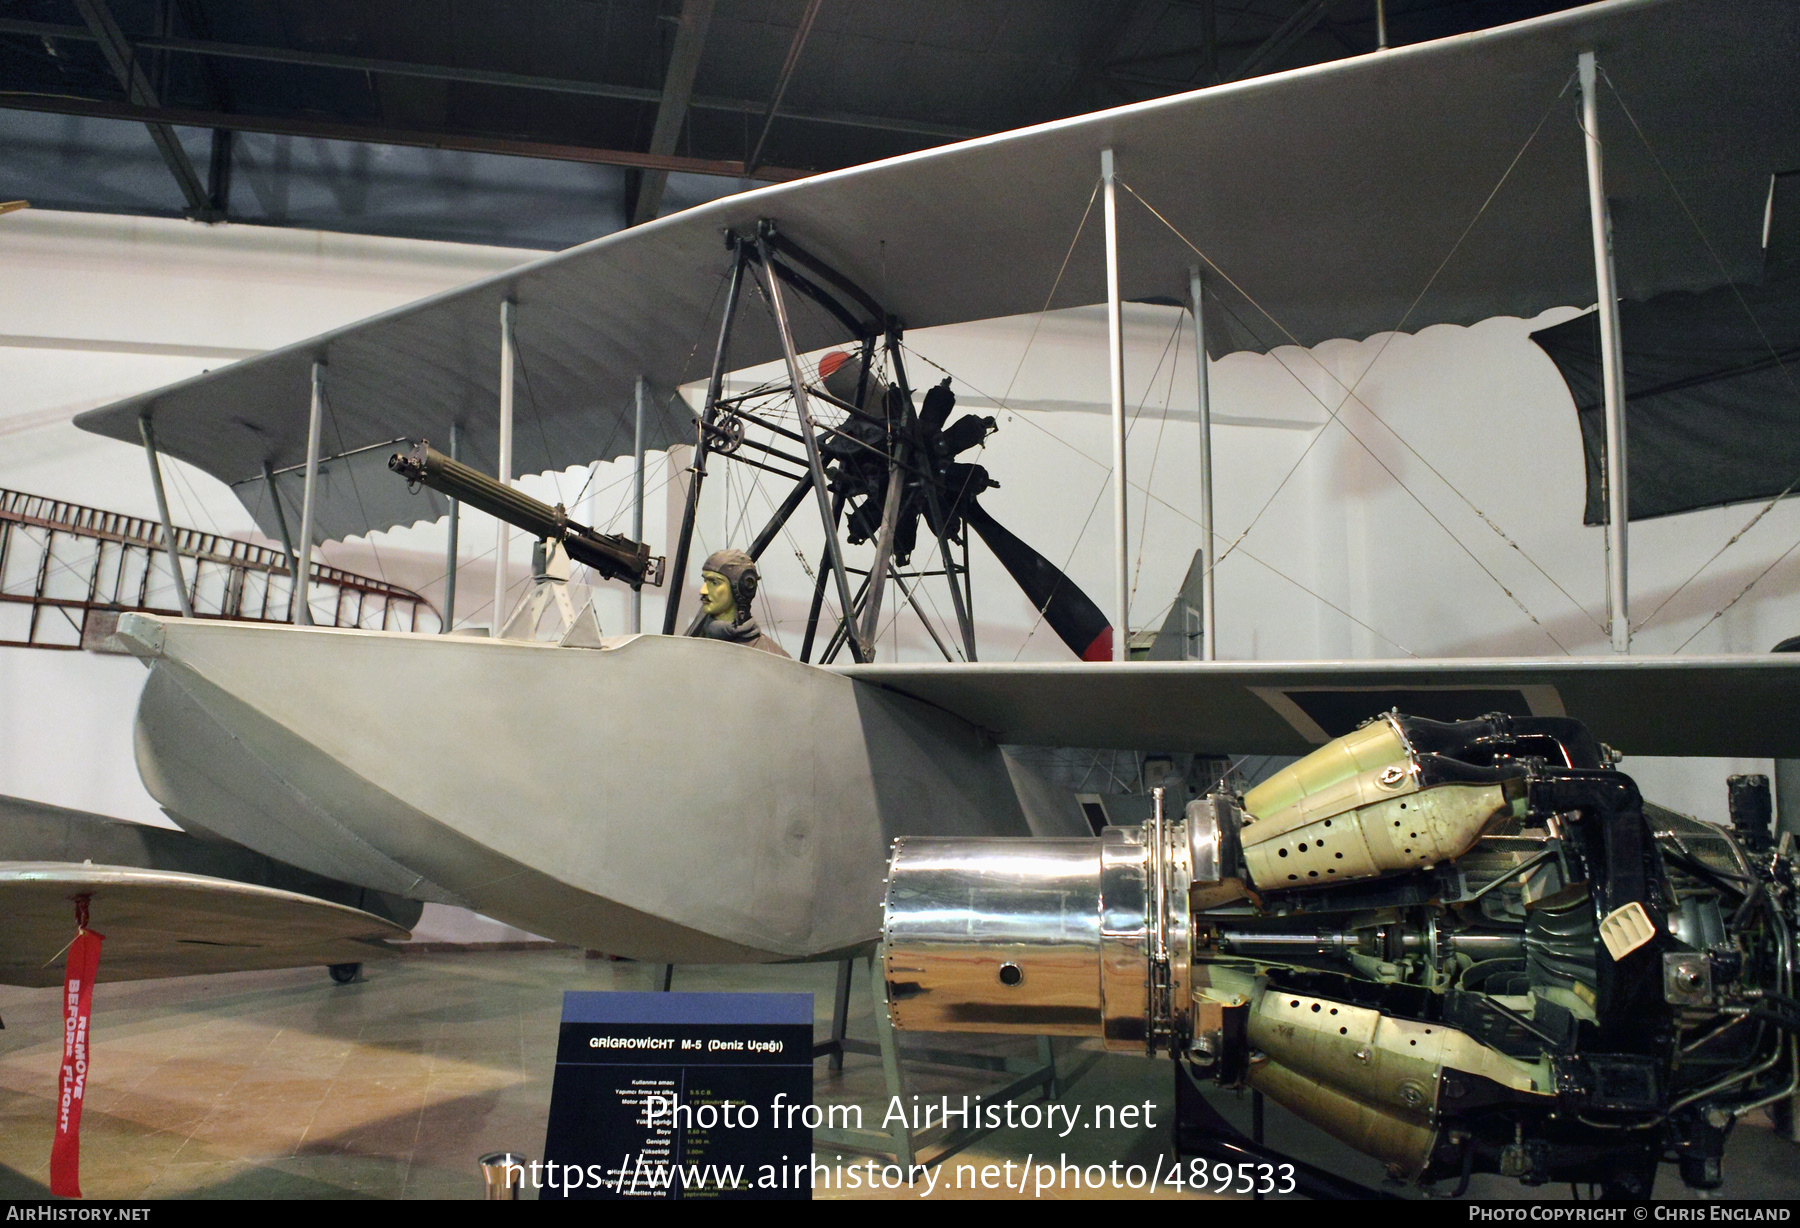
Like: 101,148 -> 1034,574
0,209 -> 1792,841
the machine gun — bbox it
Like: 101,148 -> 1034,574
390,441 -> 664,589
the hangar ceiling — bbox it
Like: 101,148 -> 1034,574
0,0 -> 1590,248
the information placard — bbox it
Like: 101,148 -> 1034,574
541,990 -> 813,1199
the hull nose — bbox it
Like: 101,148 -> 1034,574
121,616 -> 1033,961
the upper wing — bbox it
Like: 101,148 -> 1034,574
72,0 -> 1800,544
0,863 -> 410,988
836,655 -> 1800,758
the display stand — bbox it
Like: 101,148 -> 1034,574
811,954 -> 1059,1168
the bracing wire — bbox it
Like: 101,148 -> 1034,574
1124,198 -> 1589,653
1119,72 -> 1576,586
1217,295 -> 1579,650
871,351 -> 968,661
1115,79 -> 1589,655
900,337 -> 1146,661
1601,68 -> 1800,409
1640,494 -> 1800,637
998,179 -> 1104,411
1206,288 -> 1604,647
582,258 -> 734,555
1011,468 -> 1113,661
881,90 -> 1576,660
319,384 -> 391,596
1599,67 -> 1800,637
897,561 -> 965,662
509,333 -> 564,508
1129,316 -> 1186,609
164,458 -> 224,538
1673,530 -> 1800,654
904,339 -> 1420,657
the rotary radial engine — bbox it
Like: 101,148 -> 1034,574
881,713 -> 1799,1194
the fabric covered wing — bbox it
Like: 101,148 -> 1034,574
72,0 -> 1800,544
836,655 -> 1800,758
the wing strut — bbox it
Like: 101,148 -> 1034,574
663,242 -> 751,634
755,223 -> 869,662
138,417 -> 195,620
493,300 -> 517,634
1189,265 -> 1217,660
1102,147 -> 1129,662
1579,51 -> 1631,655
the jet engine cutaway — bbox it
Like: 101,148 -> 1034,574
882,711 -> 1796,1195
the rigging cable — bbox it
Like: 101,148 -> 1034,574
1117,77 -> 1589,611
1130,316 -> 1186,611
998,179 -> 1103,411
539,255 -> 729,477
722,270 -> 863,549
509,326 -> 564,508
1212,293 -> 1577,654
1599,67 -> 1800,640
874,183 -> 1103,661
903,342 -> 1419,657
1673,528 -> 1800,655
319,384 -> 392,610
1121,151 -> 1586,649
900,339 -> 1129,662
1121,73 -> 1577,579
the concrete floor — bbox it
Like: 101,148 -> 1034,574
0,950 -> 1796,1201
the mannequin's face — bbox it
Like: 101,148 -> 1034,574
700,571 -> 736,620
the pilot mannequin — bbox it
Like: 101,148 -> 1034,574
687,548 -> 791,658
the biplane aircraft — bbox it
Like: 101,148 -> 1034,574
9,0 -> 1800,1195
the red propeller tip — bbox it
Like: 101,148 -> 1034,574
1080,627 -> 1113,662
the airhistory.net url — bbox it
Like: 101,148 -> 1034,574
511,1153 -> 1299,1196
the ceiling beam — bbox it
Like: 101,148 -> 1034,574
65,0 -> 208,213
0,93 -> 810,181
1057,1 -> 1144,112
201,127 -> 231,222
1104,28 -> 1335,92
1227,0 -> 1334,81
1199,0 -> 1219,86
1100,1 -> 1341,94
746,0 -> 824,175
171,0 -> 232,222
0,19 -> 979,142
1108,0 -> 1244,77
631,0 -> 715,226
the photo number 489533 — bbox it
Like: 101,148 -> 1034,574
1167,1160 -> 1297,1195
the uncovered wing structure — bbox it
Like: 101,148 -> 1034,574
61,2 -> 1800,986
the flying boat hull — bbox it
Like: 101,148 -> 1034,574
114,614 -> 1031,962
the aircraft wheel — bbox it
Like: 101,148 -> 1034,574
328,962 -> 363,985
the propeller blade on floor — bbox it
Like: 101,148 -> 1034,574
964,499 -> 1112,661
